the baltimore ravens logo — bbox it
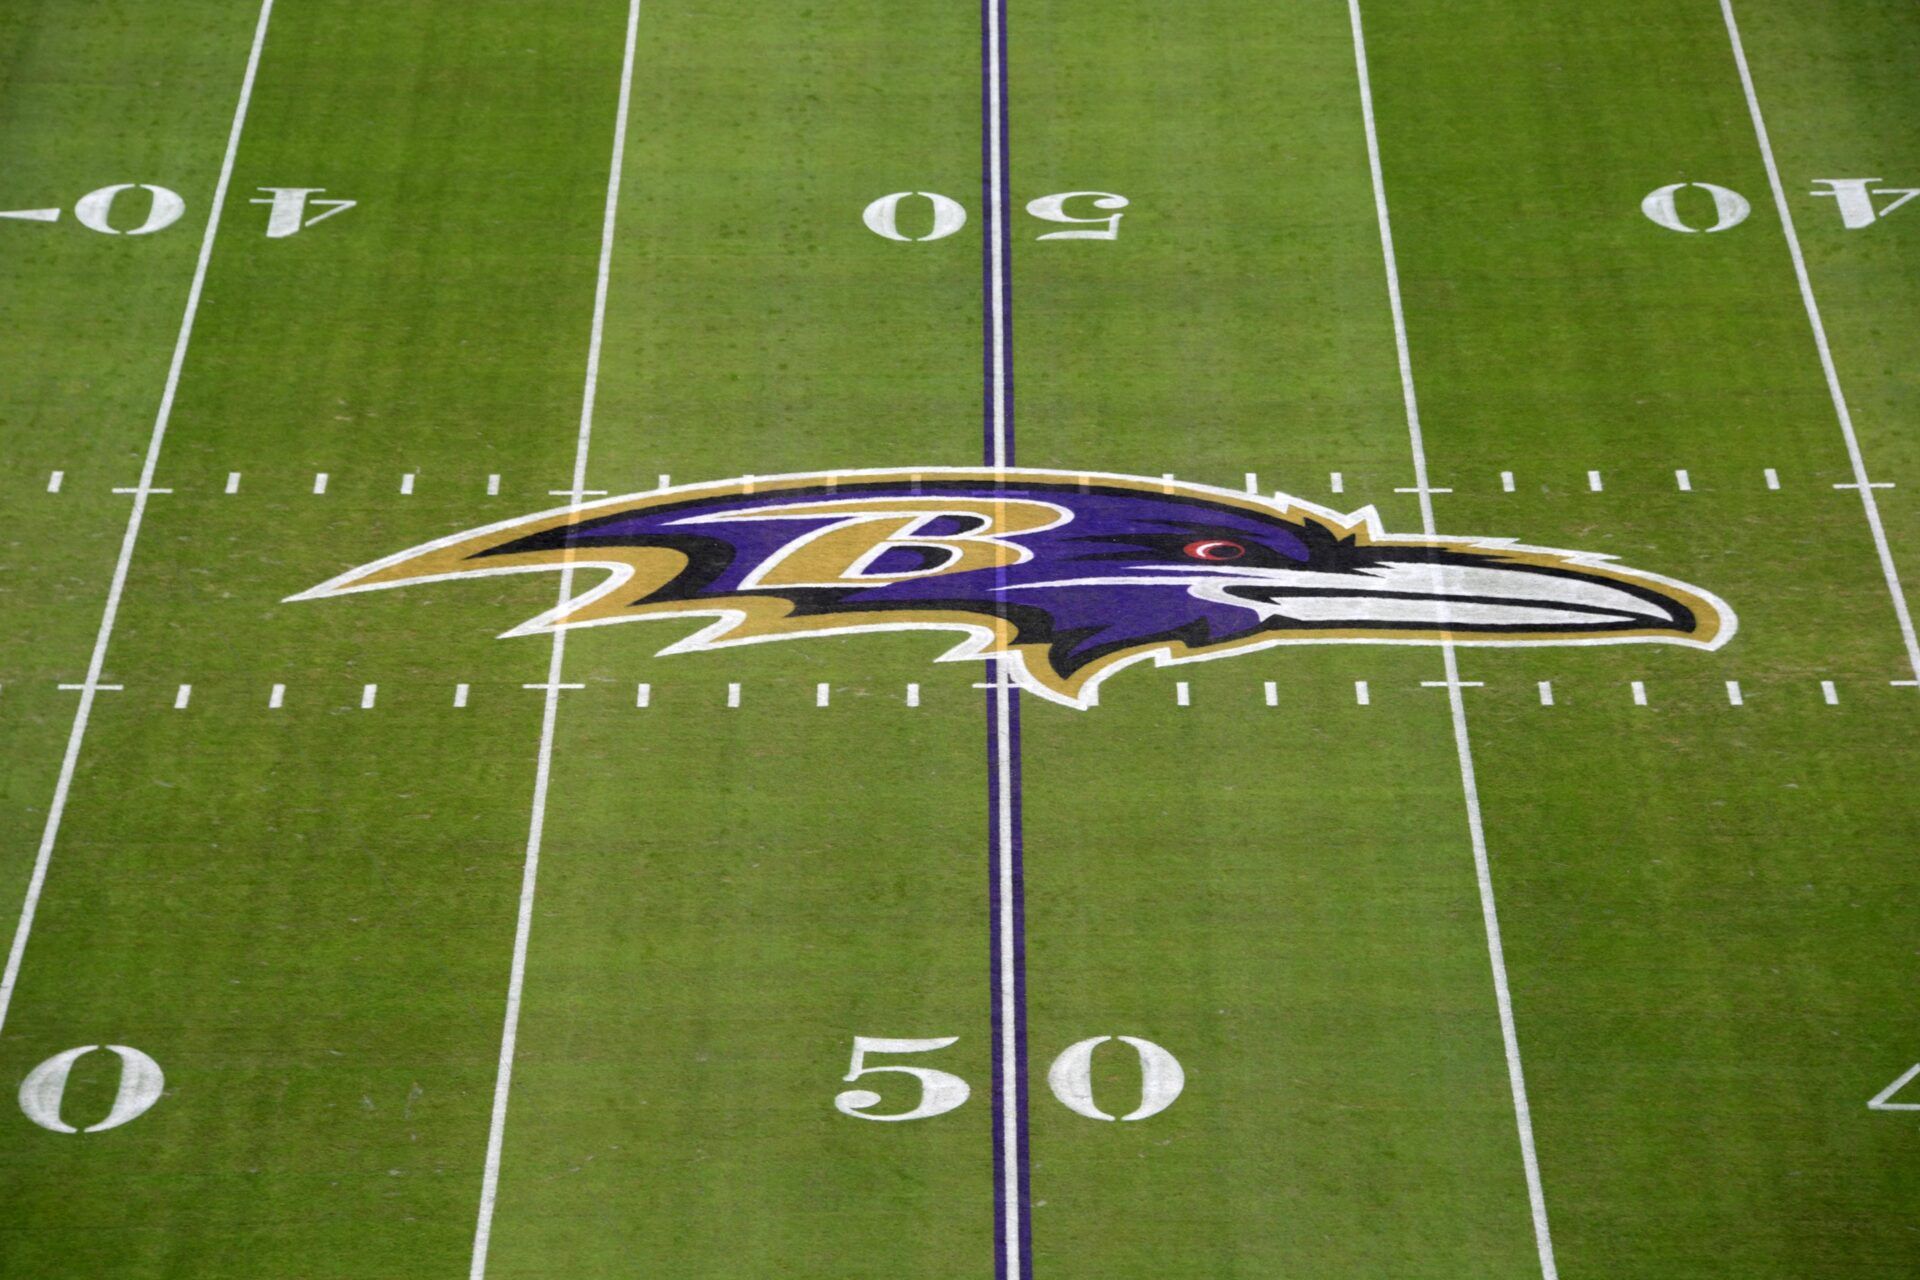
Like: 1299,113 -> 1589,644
290,468 -> 1734,708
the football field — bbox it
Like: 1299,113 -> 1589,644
3,1 -> 1920,1275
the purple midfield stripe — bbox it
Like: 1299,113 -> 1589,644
986,690 -> 1009,1280
982,0 -> 1015,464
1006,689 -> 1035,1274
993,0 -> 1015,464
982,1 -> 1029,1278
986,684 -> 1032,1280
979,0 -> 995,467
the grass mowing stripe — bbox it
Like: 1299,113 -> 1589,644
981,4 -> 1030,1278
1716,0 -> 1920,685
1346,2 -> 1559,1275
0,0 -> 276,1042
467,4 -> 643,1277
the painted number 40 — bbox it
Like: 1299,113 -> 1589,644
833,1033 -> 1183,1122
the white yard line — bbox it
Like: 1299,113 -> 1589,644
1346,4 -> 1559,1276
0,0 -> 278,1041
1719,0 -> 1920,683
467,4 -> 642,1277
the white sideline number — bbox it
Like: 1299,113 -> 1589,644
72,183 -> 186,236
1025,191 -> 1128,240
1640,181 -> 1750,234
1046,1035 -> 1184,1121
834,1033 -> 1185,1122
18,1045 -> 164,1134
250,187 -> 357,238
834,1036 -> 971,1121
863,191 -> 1129,241
1868,1063 -> 1920,1112
862,192 -> 969,242
1809,178 -> 1920,231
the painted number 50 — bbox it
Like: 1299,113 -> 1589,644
833,1033 -> 1184,1122
862,190 -> 1129,242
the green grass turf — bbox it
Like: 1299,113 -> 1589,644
2,0 -> 1919,1277
1367,2 -> 1920,1272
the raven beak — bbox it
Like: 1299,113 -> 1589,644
1201,556 -> 1727,645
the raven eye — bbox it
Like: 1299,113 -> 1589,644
1183,539 -> 1245,562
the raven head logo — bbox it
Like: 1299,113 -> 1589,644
289,468 -> 1733,707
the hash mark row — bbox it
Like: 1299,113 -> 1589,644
14,675 -> 1897,711
31,467 -> 1895,498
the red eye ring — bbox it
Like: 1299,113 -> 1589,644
1183,539 -> 1246,562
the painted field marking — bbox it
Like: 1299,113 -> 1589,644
1821,680 -> 1839,705
1354,679 -> 1370,706
360,683 -> 377,709
1834,480 -> 1895,491
1174,680 -> 1190,707
268,683 -> 284,709
816,682 -> 831,708
1722,0 -> 1920,686
1537,681 -> 1554,707
635,683 -> 650,708
1349,4 -> 1557,1273
400,472 -> 416,495
1244,471 -> 1259,494
1631,680 -> 1648,707
1423,679 -> 1484,690
1763,467 -> 1780,490
0,0 -> 278,1044
1159,472 -> 1175,492
0,207 -> 60,223
905,682 -> 921,707
486,474 -> 501,496
56,683 -> 123,693
46,471 -> 63,493
1586,470 -> 1604,492
656,473 -> 672,489
1675,469 -> 1692,492
1725,680 -> 1744,707
1500,470 -> 1515,492
225,471 -> 241,494
468,7 -> 642,1280
18,1043 -> 165,1133
173,684 -> 192,710
726,681 -> 741,708
1868,1063 -> 1920,1110
1263,679 -> 1278,707
979,6 -> 1032,1278
454,683 -> 470,708
1330,470 -> 1345,494
549,486 -> 609,498
1396,483 -> 1452,496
